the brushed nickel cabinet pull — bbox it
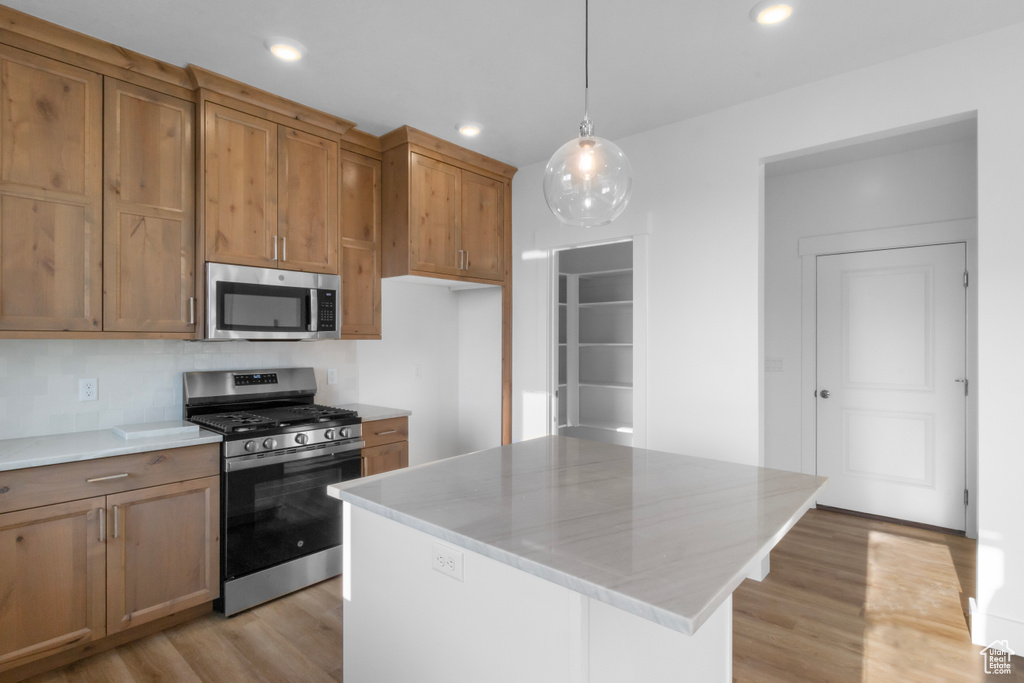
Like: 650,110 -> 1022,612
282,236 -> 287,261
189,296 -> 195,325
113,505 -> 119,539
87,472 -> 128,483
273,235 -> 279,261
98,508 -> 105,542
376,430 -> 399,436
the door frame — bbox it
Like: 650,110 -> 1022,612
536,228 -> 650,449
798,218 -> 977,538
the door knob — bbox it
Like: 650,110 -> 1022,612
819,389 -> 830,399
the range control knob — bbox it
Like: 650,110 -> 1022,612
340,428 -> 351,439
262,438 -> 277,450
244,440 -> 257,452
295,433 -> 309,445
324,428 -> 336,440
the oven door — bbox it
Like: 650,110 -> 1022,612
222,443 -> 362,581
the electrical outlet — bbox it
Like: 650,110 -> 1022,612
79,378 -> 98,402
327,368 -> 338,385
432,542 -> 464,582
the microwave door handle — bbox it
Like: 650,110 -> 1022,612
309,289 -> 318,332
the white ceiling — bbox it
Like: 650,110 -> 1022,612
6,1 -> 1024,169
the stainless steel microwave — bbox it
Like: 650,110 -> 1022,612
206,263 -> 341,340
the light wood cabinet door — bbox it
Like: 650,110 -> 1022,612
204,102 -> 277,268
340,150 -> 381,338
103,78 -> 196,333
362,441 -> 409,477
278,126 -> 338,274
105,476 -> 219,634
0,45 -> 103,331
409,152 -> 461,276
0,498 -> 106,670
460,170 -> 505,282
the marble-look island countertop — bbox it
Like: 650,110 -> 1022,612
335,404 -> 411,422
0,422 -> 223,472
329,436 -> 827,635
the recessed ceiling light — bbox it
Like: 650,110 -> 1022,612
457,123 -> 482,137
266,37 -> 307,61
750,1 -> 794,25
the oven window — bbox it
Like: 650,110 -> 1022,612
217,281 -> 309,332
223,452 -> 361,580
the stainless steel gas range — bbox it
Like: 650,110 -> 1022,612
183,367 -> 362,616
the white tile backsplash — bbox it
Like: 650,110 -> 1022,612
0,340 -> 360,440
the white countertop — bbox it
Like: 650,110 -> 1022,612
0,422 -> 223,472
337,404 -> 411,422
329,436 -> 827,635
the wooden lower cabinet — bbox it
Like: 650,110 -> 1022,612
0,446 -> 219,678
105,476 -> 219,634
361,416 -> 410,477
0,498 -> 106,669
362,441 -> 409,477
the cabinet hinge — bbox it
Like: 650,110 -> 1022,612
964,489 -> 969,506
964,271 -> 969,288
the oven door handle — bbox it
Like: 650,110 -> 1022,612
224,440 -> 364,472
309,289 -> 318,333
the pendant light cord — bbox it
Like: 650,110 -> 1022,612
584,0 -> 590,122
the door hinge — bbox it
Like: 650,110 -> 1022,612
964,489 -> 969,506
964,271 -> 969,287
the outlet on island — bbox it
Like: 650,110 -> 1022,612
432,542 -> 464,582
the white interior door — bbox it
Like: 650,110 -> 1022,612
816,243 -> 966,530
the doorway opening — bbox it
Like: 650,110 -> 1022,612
553,240 -> 634,446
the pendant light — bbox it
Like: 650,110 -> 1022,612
543,0 -> 633,227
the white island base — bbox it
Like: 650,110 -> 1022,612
343,503 -> 732,683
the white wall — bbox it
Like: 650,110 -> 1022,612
456,287 -> 503,454
511,23 -> 1024,647
357,279 -> 460,466
764,138 -> 978,473
0,339 -> 359,439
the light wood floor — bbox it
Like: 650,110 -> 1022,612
734,508 -> 1024,682
24,508 -> 1024,682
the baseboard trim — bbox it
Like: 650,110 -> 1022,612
815,504 -> 966,537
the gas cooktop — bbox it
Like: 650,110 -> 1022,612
191,404 -> 358,434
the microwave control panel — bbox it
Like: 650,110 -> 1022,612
317,289 -> 337,331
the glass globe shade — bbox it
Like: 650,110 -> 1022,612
543,133 -> 633,227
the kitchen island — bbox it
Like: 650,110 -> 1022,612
327,436 -> 827,682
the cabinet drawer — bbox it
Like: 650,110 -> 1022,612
361,417 -> 408,448
362,441 -> 409,477
0,444 -> 219,515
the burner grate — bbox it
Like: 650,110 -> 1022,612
191,404 -> 358,434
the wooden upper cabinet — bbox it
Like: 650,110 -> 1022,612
460,170 -> 505,282
105,476 -> 219,634
203,100 -> 341,275
204,102 -> 278,268
0,45 -> 103,331
339,150 -> 382,339
381,127 -> 513,285
0,498 -> 106,669
409,152 -> 461,277
103,78 -> 196,333
278,127 -> 338,274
